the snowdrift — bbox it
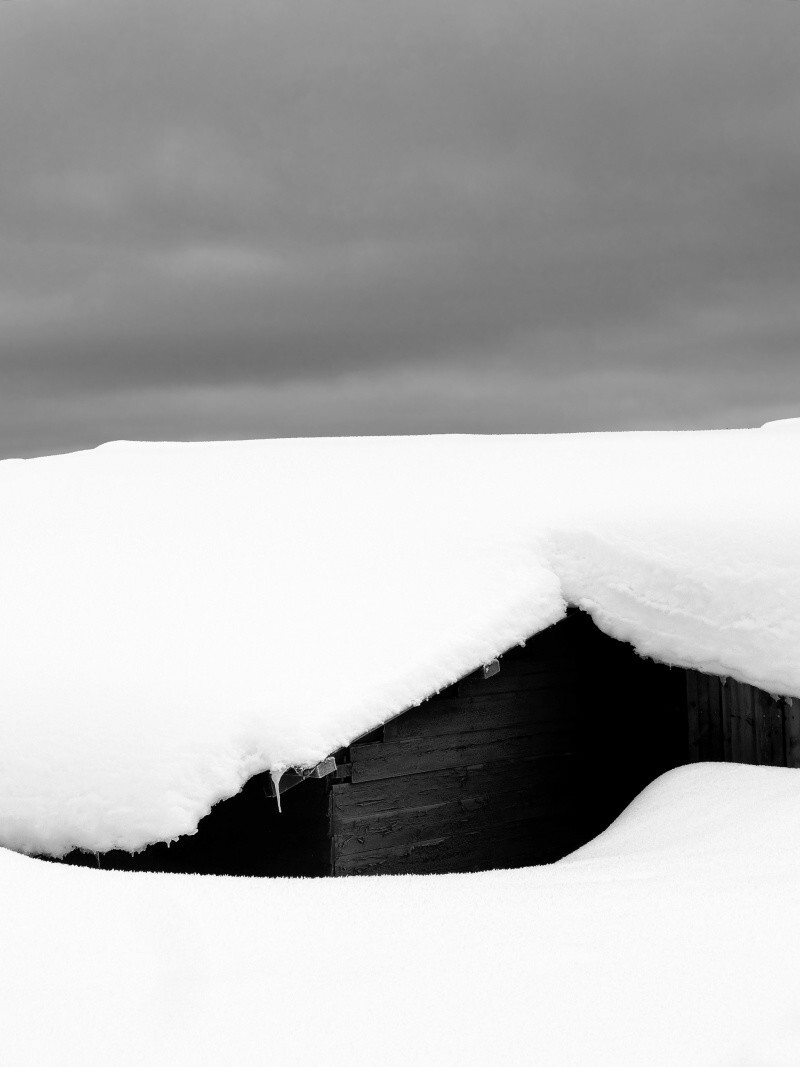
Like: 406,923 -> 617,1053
2,764 -> 800,1066
0,427 -> 798,856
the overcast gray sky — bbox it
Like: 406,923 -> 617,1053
1,0 -> 799,457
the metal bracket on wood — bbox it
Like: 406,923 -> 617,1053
309,756 -> 337,779
482,658 -> 500,680
264,756 -> 338,798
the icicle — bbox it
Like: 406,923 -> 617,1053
270,768 -> 283,813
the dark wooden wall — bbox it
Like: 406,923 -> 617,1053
57,612 -> 698,878
686,672 -> 800,768
330,631 -> 585,875
329,612 -> 688,876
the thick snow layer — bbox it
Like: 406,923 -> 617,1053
762,417 -> 800,432
0,428 -> 799,856
2,764 -> 800,1067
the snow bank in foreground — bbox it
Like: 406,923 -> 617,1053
2,764 -> 800,1067
0,428 -> 799,856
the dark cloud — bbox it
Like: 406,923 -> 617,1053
1,0 -> 799,455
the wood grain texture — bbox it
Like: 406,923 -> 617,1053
785,699 -> 800,768
686,670 -> 701,762
384,687 -> 578,742
690,675 -> 794,770
333,786 -> 580,859
334,814 -> 586,876
334,612 -> 800,879
349,725 -> 580,783
332,753 -> 578,820
705,675 -> 723,760
331,621 -> 594,874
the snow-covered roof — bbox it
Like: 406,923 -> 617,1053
1,427 -> 799,857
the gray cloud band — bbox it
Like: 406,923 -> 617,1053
0,0 -> 798,448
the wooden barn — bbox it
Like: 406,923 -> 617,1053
62,609 -> 800,878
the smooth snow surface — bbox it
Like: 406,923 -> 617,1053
762,417 -> 800,432
1,429 -> 799,856
2,764 -> 800,1067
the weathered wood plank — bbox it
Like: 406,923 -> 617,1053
743,683 -> 759,764
784,698 -> 800,768
686,671 -> 701,762
456,659 -> 580,697
350,726 -> 580,783
727,680 -> 741,761
703,671 -> 718,761
754,686 -> 770,766
725,678 -> 738,763
729,681 -> 756,764
705,674 -> 723,760
332,753 -> 579,820
424,669 -> 579,700
754,689 -> 785,767
692,673 -> 795,768
729,679 -> 742,762
352,721 -> 574,762
333,787 -> 581,858
695,673 -> 708,760
770,693 -> 787,766
383,689 -> 580,742
333,767 -> 577,832
334,814 -> 588,875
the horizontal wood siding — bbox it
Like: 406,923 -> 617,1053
334,785 -> 581,859
331,611 -> 687,876
787,699 -> 800,767
383,686 -> 577,741
686,672 -> 798,768
335,814 -> 588,876
331,630 -> 588,875
350,721 -> 580,784
332,753 -> 578,819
